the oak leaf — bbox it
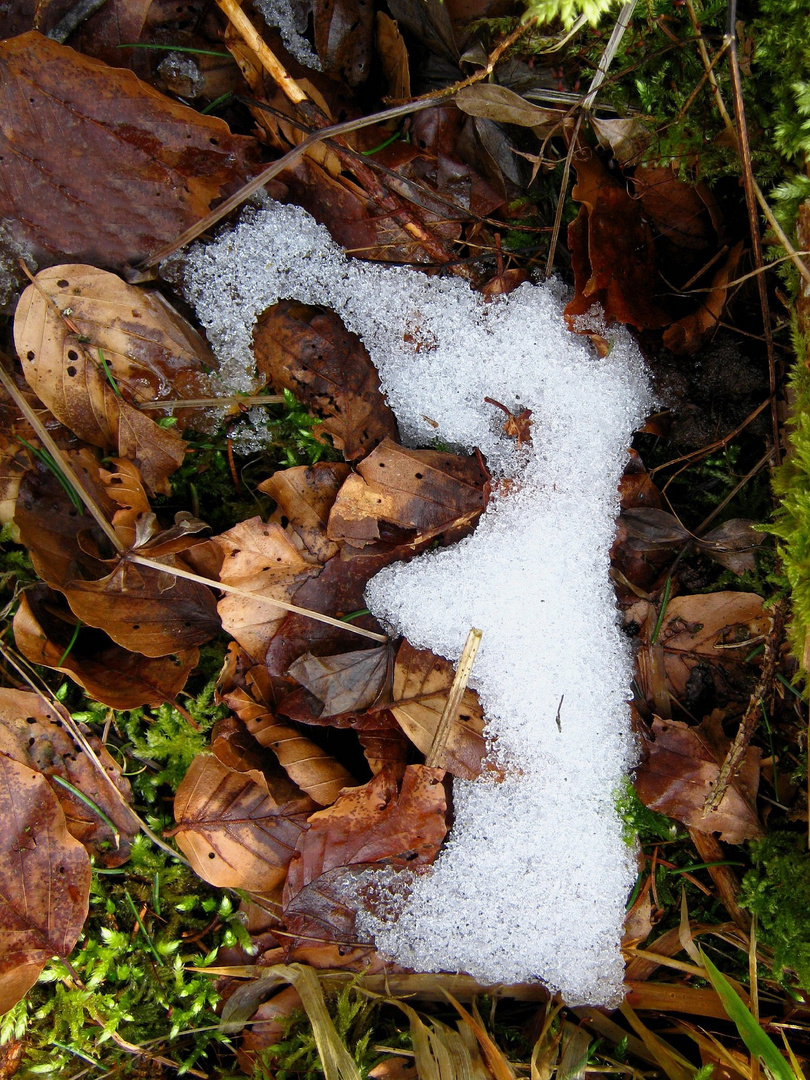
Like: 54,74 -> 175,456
0,753 -> 90,1013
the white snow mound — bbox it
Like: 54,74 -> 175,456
176,202 -> 654,1006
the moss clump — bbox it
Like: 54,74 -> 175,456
739,831 -> 810,989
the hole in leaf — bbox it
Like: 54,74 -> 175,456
56,279 -> 69,288
67,350 -> 78,361
66,366 -> 77,377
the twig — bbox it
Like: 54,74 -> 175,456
136,394 -> 284,410
0,361 -> 125,554
425,628 -> 483,768
46,0 -> 108,43
216,0 -> 308,107
126,552 -> 388,642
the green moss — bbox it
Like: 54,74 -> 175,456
739,831 -> 810,990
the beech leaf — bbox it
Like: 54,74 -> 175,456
173,754 -> 315,893
287,646 -> 394,717
0,753 -> 91,1013
259,463 -> 351,564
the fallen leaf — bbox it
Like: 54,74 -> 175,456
213,517 -> 321,662
14,270 -> 189,495
635,715 -> 764,843
227,666 -> 357,805
375,12 -> 410,99
0,32 -> 258,270
259,462 -> 351,564
313,0 -> 375,86
589,116 -> 653,167
389,640 -> 488,779
0,687 -> 138,865
236,985 -> 304,1074
351,709 -> 410,777
455,84 -> 563,134
282,764 -> 447,942
287,646 -> 394,717
631,166 -> 716,251
328,438 -> 490,546
13,585 -> 198,710
0,753 -> 90,1012
697,519 -> 765,575
253,301 -> 399,461
663,243 -> 744,355
173,754 -> 315,892
13,265 -> 218,432
620,507 -> 691,550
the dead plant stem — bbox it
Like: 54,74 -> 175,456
425,627 -> 482,768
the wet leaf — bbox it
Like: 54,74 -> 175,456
663,243 -> 744,355
313,0 -> 375,86
13,265 -> 217,432
173,754 -> 314,892
620,507 -> 691,551
455,84 -> 562,133
390,641 -> 488,780
589,116 -> 653,167
13,585 -> 198,710
253,301 -> 399,461
0,32 -> 257,271
0,687 -> 138,865
228,666 -> 357,805
213,517 -> 321,662
0,753 -> 90,1012
259,462 -> 351,564
352,709 -> 410,777
287,646 -> 394,717
375,12 -> 410,99
635,715 -> 764,843
328,438 -> 490,546
282,765 -> 447,942
697,519 -> 765,575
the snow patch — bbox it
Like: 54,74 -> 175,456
175,202 -> 653,1006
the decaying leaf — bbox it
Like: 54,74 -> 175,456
313,0 -> 375,86
259,462 -> 351,564
455,84 -> 563,134
0,687 -> 138,865
14,269 -> 188,495
635,715 -> 764,843
0,753 -> 90,1013
13,265 -> 217,431
253,301 -> 399,461
226,666 -> 357,806
13,586 -> 198,710
287,646 -> 393,717
390,641 -> 488,779
282,765 -> 447,942
663,243 -> 744,355
375,12 -> 410,99
328,438 -> 490,546
173,753 -> 315,893
213,517 -> 321,661
0,32 -> 257,270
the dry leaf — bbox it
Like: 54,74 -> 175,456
635,715 -> 764,843
0,753 -> 90,1013
375,12 -> 410,99
213,517 -> 321,661
287,646 -> 393,717
455,84 -> 563,134
0,32 -> 257,270
173,754 -> 315,892
390,640 -> 488,779
313,0 -> 375,86
13,265 -> 217,432
13,585 -> 198,710
328,438 -> 490,546
253,301 -> 399,461
282,764 -> 447,942
259,462 -> 351,564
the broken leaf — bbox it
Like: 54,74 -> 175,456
259,462 -> 351,564
282,765 -> 447,942
287,646 -> 393,717
390,640 -> 488,780
173,754 -> 315,893
313,0 -> 375,86
328,438 -> 490,546
0,32 -> 257,270
253,301 -> 399,461
635,715 -> 763,843
0,753 -> 90,1013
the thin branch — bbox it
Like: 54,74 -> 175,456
136,394 -> 284,410
425,627 -> 483,769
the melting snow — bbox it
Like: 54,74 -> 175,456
175,202 -> 653,1006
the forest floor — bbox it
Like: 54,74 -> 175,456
0,0 -> 809,1077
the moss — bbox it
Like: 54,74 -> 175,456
739,831 -> 810,990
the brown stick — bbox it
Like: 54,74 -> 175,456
425,628 -> 483,768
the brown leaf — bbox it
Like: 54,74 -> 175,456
287,646 -> 393,717
455,84 -> 563,134
0,32 -> 258,271
620,507 -> 691,551
229,666 -> 357,805
635,715 -> 764,843
631,166 -> 716,251
328,438 -> 490,546
313,0 -> 375,86
14,270 -> 189,495
352,709 -> 410,777
0,753 -> 90,1012
173,754 -> 314,892
390,640 -> 488,780
564,150 -> 670,332
13,585 -> 198,710
0,433 -> 31,534
375,12 -> 410,99
282,765 -> 447,942
697,519 -> 765,575
589,116 -> 653,167
259,462 -> 351,564
656,592 -> 768,697
663,243 -> 744,355
0,687 -> 138,865
13,265 -> 218,432
213,517 -> 321,662
253,301 -> 399,461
